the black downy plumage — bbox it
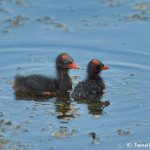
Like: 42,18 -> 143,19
13,53 -> 79,99
71,59 -> 109,100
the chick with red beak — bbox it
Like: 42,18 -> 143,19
13,53 -> 79,99
71,59 -> 109,100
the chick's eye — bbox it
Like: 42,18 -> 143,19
96,65 -> 100,70
63,59 -> 69,64
98,64 -> 104,68
63,59 -> 73,65
67,61 -> 72,65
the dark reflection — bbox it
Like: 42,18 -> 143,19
15,91 -> 109,120
15,91 -> 76,121
14,88 -> 70,101
14,92 -> 55,101
54,93 -> 74,120
88,100 -> 103,115
74,93 -> 110,116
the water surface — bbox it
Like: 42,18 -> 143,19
0,0 -> 150,149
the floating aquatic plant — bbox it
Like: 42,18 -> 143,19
132,2 -> 150,11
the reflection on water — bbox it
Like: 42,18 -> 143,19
55,99 -> 74,120
54,93 -> 75,121
74,93 -> 110,116
15,91 -> 77,121
15,90 -> 110,120
55,95 -> 110,120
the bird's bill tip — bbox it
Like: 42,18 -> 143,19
102,65 -> 109,70
67,63 -> 80,69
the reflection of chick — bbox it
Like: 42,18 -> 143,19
74,93 -> 110,116
55,101 -> 73,120
55,94 -> 75,120
88,100 -> 110,116
88,100 -> 103,116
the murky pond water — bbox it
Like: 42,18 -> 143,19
0,0 -> 150,149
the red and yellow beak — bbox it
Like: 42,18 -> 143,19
67,63 -> 80,69
102,65 -> 109,70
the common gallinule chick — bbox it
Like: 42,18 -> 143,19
13,53 -> 79,98
71,59 -> 109,100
